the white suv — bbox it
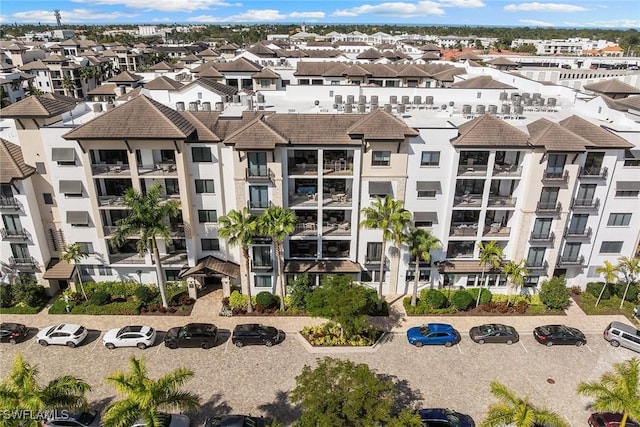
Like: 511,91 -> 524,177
36,324 -> 88,348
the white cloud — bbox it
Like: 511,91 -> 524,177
504,2 -> 588,12
151,17 -> 171,22
334,1 -> 445,17
71,0 -> 241,12
438,0 -> 485,8
187,9 -> 325,22
10,9 -> 138,23
519,19 -> 555,26
564,19 -> 640,28
288,11 -> 326,19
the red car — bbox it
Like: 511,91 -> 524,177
588,413 -> 639,427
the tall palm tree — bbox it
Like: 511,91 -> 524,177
476,241 -> 504,307
502,259 -> 529,306
61,75 -> 76,97
0,354 -> 91,427
617,256 -> 640,309
576,358 -> 640,427
595,260 -> 619,307
111,183 -> 180,308
61,242 -> 89,301
218,208 -> 257,313
360,195 -> 412,301
481,381 -> 568,427
407,228 -> 441,307
102,356 -> 201,427
256,206 -> 296,311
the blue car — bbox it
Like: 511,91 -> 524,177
407,323 -> 460,347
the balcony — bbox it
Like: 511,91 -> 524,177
159,251 -> 188,264
483,224 -> 511,238
289,193 -> 318,207
293,221 -> 318,236
364,255 -> 389,266
169,224 -> 188,238
457,164 -> 488,176
565,227 -> 592,240
578,166 -> 608,180
322,159 -> 353,176
571,198 -> 600,211
492,164 -> 522,177
529,231 -> 555,245
138,163 -> 178,176
110,253 -> 146,264
449,223 -> 479,237
525,260 -> 549,271
558,255 -> 585,267
246,167 -> 274,182
247,200 -> 272,213
487,196 -> 517,208
322,222 -> 352,236
98,196 -> 126,207
8,256 -> 38,270
0,228 -> 31,241
103,226 -> 118,236
0,196 -> 21,210
536,201 -> 562,215
542,170 -> 569,184
91,163 -> 131,175
251,260 -> 273,271
453,194 -> 482,207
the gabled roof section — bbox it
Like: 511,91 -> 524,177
148,61 -> 177,71
193,63 -> 224,78
87,83 -> 117,95
0,93 -> 78,118
252,68 -> 280,79
559,115 -> 634,149
224,116 -> 288,149
452,75 -> 516,89
107,70 -> 143,83
213,57 -> 262,72
487,57 -> 518,66
396,64 -> 431,77
181,54 -> 200,62
181,78 -> 238,96
196,48 -> 218,57
248,43 -> 276,57
63,95 -> 196,140
264,114 -> 362,145
19,60 -> 48,71
342,64 -> 371,76
321,63 -> 350,77
145,76 -> 184,90
583,79 -> 640,96
357,48 -> 381,59
180,111 -> 221,142
0,138 -> 36,184
347,109 -> 419,140
452,114 -> 529,147
431,67 -> 465,82
527,118 -> 592,152
421,52 -> 441,60
615,95 -> 640,112
456,52 -> 482,61
116,86 -> 144,101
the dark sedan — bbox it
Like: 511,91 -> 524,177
418,408 -> 475,427
164,323 -> 218,349
533,324 -> 586,347
469,324 -> 519,344
203,415 -> 266,427
0,323 -> 29,344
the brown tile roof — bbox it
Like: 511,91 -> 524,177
213,57 -> 262,72
342,64 -> 372,76
181,54 -> 200,62
144,76 -> 184,90
115,86 -> 144,101
452,75 -> 516,89
196,48 -> 218,57
321,63 -> 350,77
179,255 -> 240,279
455,52 -> 483,61
192,63 -> 224,78
107,70 -> 144,83
63,95 -> 196,140
421,52 -> 441,60
487,57 -> 518,66
252,68 -> 280,79
182,78 -> 237,96
284,260 -> 361,273
421,43 -> 441,52
0,93 -> 77,118
431,67 -> 465,82
180,111 -> 221,142
43,258 -> 75,280
357,48 -> 382,59
148,61 -> 177,71
527,118 -> 592,152
266,114 -> 366,145
583,79 -> 640,95
559,115 -> 634,149
87,83 -> 117,96
396,64 -> 431,77
347,109 -> 419,140
247,43 -> 276,57
0,138 -> 36,184
212,112 -> 268,139
615,95 -> 640,111
452,114 -> 530,147
19,60 -> 49,71
224,116 -> 288,149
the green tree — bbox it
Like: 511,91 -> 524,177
0,355 -> 91,427
290,357 -> 422,427
481,381 -> 568,427
595,260 -> 619,306
576,358 -> 640,427
61,75 -> 76,97
61,242 -> 89,301
617,256 -> 640,309
407,228 -> 441,307
539,276 -> 570,310
102,356 -> 200,427
257,206 -> 296,311
502,259 -> 529,306
218,208 -> 257,313
111,182 -> 180,308
360,195 -> 412,302
476,241 -> 504,307
27,85 -> 43,96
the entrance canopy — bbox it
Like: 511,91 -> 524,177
43,258 -> 76,280
179,255 -> 240,279
284,260 -> 361,274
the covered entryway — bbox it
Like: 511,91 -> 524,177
43,258 -> 76,296
179,255 -> 240,298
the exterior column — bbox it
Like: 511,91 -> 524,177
221,277 -> 231,298
186,277 -> 198,299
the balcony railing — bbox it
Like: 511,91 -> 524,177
247,200 -> 272,211
364,255 -> 389,265
8,256 -> 38,270
453,194 -> 482,207
571,198 -> 600,210
103,226 -> 118,236
251,260 -> 273,271
246,167 -> 274,182
138,163 -> 178,175
483,225 -> 511,237
565,227 -> 592,239
487,196 -> 517,207
288,162 -> 319,175
492,164 -> 522,176
558,255 -> 585,266
98,196 -> 126,207
109,253 -> 146,264
529,231 -> 555,244
542,170 -> 569,183
536,201 -> 562,214
457,164 -> 488,176
579,166 -> 608,180
91,163 -> 131,175
0,228 -> 31,240
525,260 -> 549,271
450,223 -> 480,237
0,196 -> 21,210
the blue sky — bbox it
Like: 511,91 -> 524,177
0,0 -> 638,28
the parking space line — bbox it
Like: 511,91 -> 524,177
520,341 -> 528,353
156,342 -> 164,355
456,343 -> 463,354
584,344 -> 593,353
224,337 -> 230,353
89,337 -> 101,353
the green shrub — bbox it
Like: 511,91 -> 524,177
0,285 -> 13,307
229,290 -> 248,309
539,276 -> 570,310
134,286 -> 157,304
450,290 -> 474,311
90,290 -> 111,306
527,305 -> 547,315
586,282 -> 611,300
255,291 -> 278,309
11,283 -> 47,307
468,288 -> 492,305
73,301 -> 140,315
420,289 -> 447,309
289,274 -> 313,310
614,282 -> 639,302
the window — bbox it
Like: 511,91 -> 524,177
247,152 -> 268,177
417,190 -> 436,198
524,276 -> 539,287
372,151 -> 391,166
531,218 -> 553,239
420,151 -> 440,166
406,269 -> 430,282
252,246 -> 272,267
527,247 -> 546,267
192,147 -> 212,162
366,242 -> 382,262
77,242 -> 94,254
608,213 -> 632,226
80,265 -> 95,278
249,186 -> 269,209
600,241 -> 623,254
195,179 -> 215,194
97,265 -> 112,276
260,79 -> 270,88
616,190 -> 639,197
43,193 -> 54,205
361,270 -> 385,282
201,238 -> 220,251
466,274 -> 477,287
198,210 -> 217,223
165,270 -> 181,281
546,154 -> 566,176
298,79 -> 309,85
311,79 -> 323,85
35,162 -> 46,174
255,276 -> 272,288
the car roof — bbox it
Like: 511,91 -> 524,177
425,323 -> 455,332
0,323 -> 23,329
418,408 -> 451,419
234,324 -> 261,331
607,321 -> 639,335
53,323 -> 82,333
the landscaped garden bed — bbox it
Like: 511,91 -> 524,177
571,281 -> 639,322
0,281 -> 48,314
300,322 -> 383,346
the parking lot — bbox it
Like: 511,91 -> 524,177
1,323 -> 636,426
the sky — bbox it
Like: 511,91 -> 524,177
0,0 -> 639,28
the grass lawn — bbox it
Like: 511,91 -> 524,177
573,292 -> 639,324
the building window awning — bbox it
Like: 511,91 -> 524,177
43,258 -> 76,280
284,260 -> 361,274
59,180 -> 83,193
51,148 -> 75,162
416,181 -> 441,192
67,211 -> 90,225
617,181 -> 640,191
369,181 -> 392,196
624,149 -> 640,159
414,211 -> 438,224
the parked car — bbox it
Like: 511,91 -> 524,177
0,323 -> 29,344
469,324 -> 519,345
203,415 -> 266,427
164,323 -> 218,349
132,413 -> 190,427
103,325 -> 156,350
603,321 -> 640,353
588,412 -> 639,427
36,324 -> 88,348
407,323 -> 460,347
418,408 -> 475,427
44,411 -> 101,427
533,324 -> 586,346
232,324 -> 281,347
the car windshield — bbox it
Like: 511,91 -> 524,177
76,412 -> 96,425
478,325 -> 497,334
419,326 -> 431,336
446,413 -> 461,427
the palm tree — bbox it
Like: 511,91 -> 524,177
111,183 -> 180,308
61,242 -> 88,301
475,241 -> 504,307
481,381 -> 568,427
61,75 -> 76,97
595,260 -> 619,306
0,354 -> 91,427
502,259 -> 529,306
576,358 -> 640,427
617,256 -> 640,309
360,195 -> 412,301
407,228 -> 441,307
102,356 -> 200,427
218,208 -> 257,313
256,206 -> 296,311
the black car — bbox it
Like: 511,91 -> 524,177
0,323 -> 29,344
164,323 -> 218,349
469,324 -> 519,345
418,408 -> 475,427
232,324 -> 281,347
44,411 -> 101,427
203,415 -> 266,427
533,324 -> 586,347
